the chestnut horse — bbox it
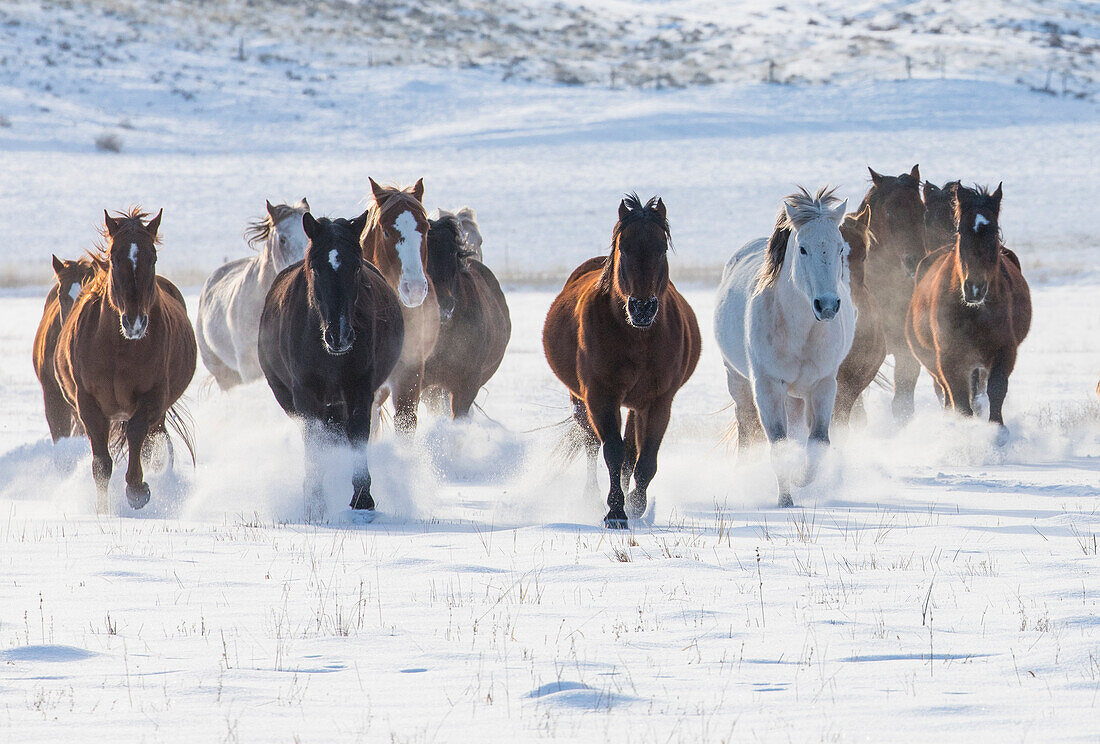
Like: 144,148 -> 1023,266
922,180 -> 959,254
258,212 -> 404,520
56,209 -> 196,511
906,184 -> 1031,430
834,206 -> 886,426
543,194 -> 700,528
859,165 -> 927,422
423,214 -> 511,417
33,255 -> 100,441
359,179 -> 438,435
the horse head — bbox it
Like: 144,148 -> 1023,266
103,208 -> 162,340
953,183 -> 1003,306
302,211 -> 369,356
366,178 -> 430,308
251,198 -> 310,272
866,165 -> 926,277
52,255 -> 98,322
426,214 -> 471,323
922,180 -> 959,254
839,205 -> 872,290
608,194 -> 671,329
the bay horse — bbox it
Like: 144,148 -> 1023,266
55,209 -> 197,512
32,255 -> 100,441
196,199 -> 310,389
906,184 -> 1031,430
714,187 -> 854,507
543,194 -> 700,529
922,180 -> 959,254
423,214 -> 511,417
359,179 -> 438,435
859,165 -> 927,422
258,212 -> 404,519
834,205 -> 886,427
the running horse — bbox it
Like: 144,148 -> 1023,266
259,212 -> 404,519
906,184 -> 1031,430
55,209 -> 196,511
359,179 -> 438,435
544,194 -> 700,529
32,255 -> 100,441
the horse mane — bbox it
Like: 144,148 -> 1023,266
245,203 -> 302,251
428,214 -> 476,273
756,186 -> 840,293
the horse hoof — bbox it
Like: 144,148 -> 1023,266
604,511 -> 629,530
346,508 -> 377,525
126,483 -> 151,510
777,493 -> 794,508
994,426 -> 1010,447
626,490 -> 646,519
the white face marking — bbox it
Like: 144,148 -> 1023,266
973,213 -> 989,232
393,210 -> 428,307
129,243 -> 139,269
68,282 -> 81,301
328,249 -> 340,271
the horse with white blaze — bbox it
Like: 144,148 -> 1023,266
714,187 -> 856,507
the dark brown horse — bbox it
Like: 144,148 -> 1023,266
359,179 -> 438,435
259,212 -> 404,519
906,184 -> 1031,429
922,180 -> 960,254
33,255 -> 100,441
834,205 -> 886,426
56,209 -> 196,511
860,165 -> 927,422
543,194 -> 701,529
423,214 -> 511,417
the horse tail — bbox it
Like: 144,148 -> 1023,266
549,419 -> 589,468
107,403 -> 197,466
871,357 -> 894,393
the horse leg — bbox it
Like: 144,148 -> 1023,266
752,376 -> 794,508
292,386 -> 329,521
347,388 -> 376,512
933,378 -> 946,408
43,382 -> 75,442
939,359 -> 974,417
77,392 -> 112,513
568,395 -> 600,498
727,368 -> 762,451
124,406 -> 152,510
392,366 -> 423,437
586,393 -> 627,529
629,398 -> 672,521
833,358 -> 860,428
987,349 -> 1016,429
892,350 -> 921,423
971,368 -> 990,419
797,377 -> 837,488
450,387 -> 478,419
620,411 -> 638,497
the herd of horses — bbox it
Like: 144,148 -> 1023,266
31,167 -> 1045,527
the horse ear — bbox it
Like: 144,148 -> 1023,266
910,164 -> 920,181
412,178 -> 424,202
868,167 -> 884,185
52,254 -> 64,276
830,198 -> 849,225
300,197 -> 310,211
654,198 -> 667,220
302,212 -> 318,240
266,200 -> 277,219
369,177 -> 385,203
856,204 -> 871,230
618,199 -> 630,222
146,209 -> 163,238
992,182 -> 1003,206
104,210 -> 119,236
348,211 -> 368,237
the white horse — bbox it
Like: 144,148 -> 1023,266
714,187 -> 856,507
196,199 -> 310,389
432,206 -> 483,261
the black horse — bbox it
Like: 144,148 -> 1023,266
423,214 -> 512,417
259,212 -> 404,519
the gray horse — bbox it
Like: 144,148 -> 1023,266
196,199 -> 309,389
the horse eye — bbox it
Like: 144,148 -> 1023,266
800,247 -> 807,255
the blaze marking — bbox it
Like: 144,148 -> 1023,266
329,249 -> 340,270
973,214 -> 990,232
129,243 -> 139,269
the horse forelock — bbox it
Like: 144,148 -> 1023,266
755,186 -> 840,293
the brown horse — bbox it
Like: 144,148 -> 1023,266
922,180 -> 960,254
834,205 -> 886,426
423,214 -> 511,417
860,165 -> 927,422
906,184 -> 1031,429
259,212 -> 405,519
359,179 -> 439,434
56,209 -> 196,511
33,255 -> 100,441
543,194 -> 700,529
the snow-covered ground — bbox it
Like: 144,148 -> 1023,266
1,0 -> 1099,741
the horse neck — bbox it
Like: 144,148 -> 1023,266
255,234 -> 282,282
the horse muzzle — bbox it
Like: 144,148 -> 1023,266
438,297 -> 456,323
812,295 -> 841,322
119,313 -> 149,340
901,255 -> 920,278
322,319 -> 355,356
398,278 -> 429,308
626,296 -> 659,329
962,280 -> 988,305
